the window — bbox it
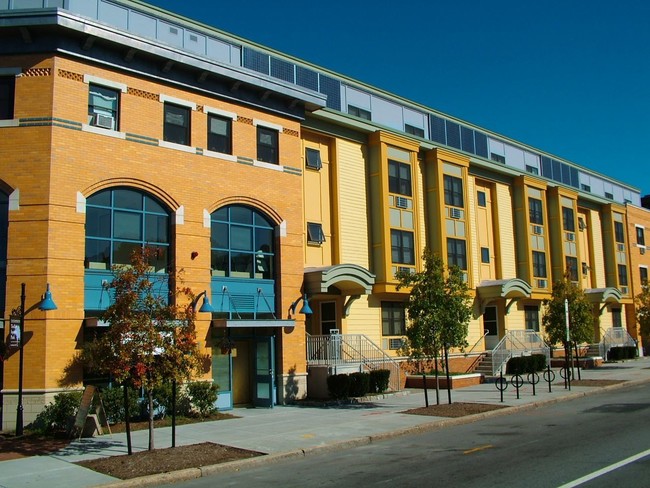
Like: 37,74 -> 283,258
447,238 -> 467,270
640,267 -> 648,284
85,188 -> 170,272
391,229 -> 414,265
382,302 -> 406,336
490,153 -> 506,164
444,175 -> 464,208
614,221 -> 625,243
581,184 -> 591,192
637,227 -> 645,246
532,251 -> 547,278
525,165 -> 539,175
605,192 -> 614,200
566,256 -> 579,282
348,105 -> 371,120
210,205 -> 275,280
257,126 -> 279,164
307,222 -> 326,244
562,206 -> 575,232
305,148 -> 322,170
612,308 -> 622,328
529,198 -> 543,225
164,103 -> 190,145
207,114 -> 232,154
405,124 -> 424,138
88,84 -> 119,130
582,262 -> 589,276
388,160 -> 412,197
0,76 -> 15,120
618,264 -> 628,286
525,306 -> 540,332
477,191 -> 486,207
481,247 -> 490,264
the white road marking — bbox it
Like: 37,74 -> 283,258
557,447 -> 650,487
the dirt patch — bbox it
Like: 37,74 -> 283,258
0,433 -> 71,461
76,442 -> 262,480
404,402 -> 508,418
569,379 -> 626,387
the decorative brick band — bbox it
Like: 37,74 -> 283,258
57,69 -> 83,82
237,116 -> 254,125
127,87 -> 158,100
283,128 -> 299,138
22,68 -> 51,77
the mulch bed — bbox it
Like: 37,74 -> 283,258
404,402 -> 508,418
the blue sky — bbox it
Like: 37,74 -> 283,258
146,1 -> 650,196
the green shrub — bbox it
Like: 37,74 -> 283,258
608,346 -> 637,360
153,382 -> 192,418
327,374 -> 350,399
369,369 -> 391,393
98,386 -> 142,423
33,390 -> 83,433
506,354 -> 547,375
348,372 -> 370,397
186,381 -> 218,417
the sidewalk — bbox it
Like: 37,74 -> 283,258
3,357 -> 650,488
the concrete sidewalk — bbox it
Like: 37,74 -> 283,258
3,357 -> 650,488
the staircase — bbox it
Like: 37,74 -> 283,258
586,343 -> 602,357
306,333 -> 402,392
473,352 -> 494,376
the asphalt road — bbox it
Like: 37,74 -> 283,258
173,383 -> 650,488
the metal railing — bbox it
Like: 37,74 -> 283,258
465,329 -> 489,357
306,334 -> 402,392
491,330 -> 550,376
601,327 -> 637,360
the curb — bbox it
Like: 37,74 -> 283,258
91,376 -> 650,487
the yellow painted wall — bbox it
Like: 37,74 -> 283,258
494,183 -> 517,279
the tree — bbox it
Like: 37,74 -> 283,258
636,283 -> 650,350
542,272 -> 594,377
82,247 -> 206,451
396,249 -> 472,405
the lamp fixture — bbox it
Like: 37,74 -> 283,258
289,294 -> 312,316
38,283 -> 58,311
191,290 -> 215,313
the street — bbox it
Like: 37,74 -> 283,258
173,383 -> 650,488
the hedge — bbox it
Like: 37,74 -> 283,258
369,369 -> 391,393
607,346 -> 637,361
506,354 -> 547,375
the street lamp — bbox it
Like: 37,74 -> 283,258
13,282 -> 57,436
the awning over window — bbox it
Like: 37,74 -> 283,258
584,287 -> 622,305
212,319 -> 295,329
304,264 -> 375,296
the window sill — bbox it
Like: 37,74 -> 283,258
0,119 -> 19,128
254,159 -> 283,171
204,149 -> 237,162
82,124 -> 126,139
159,140 -> 196,153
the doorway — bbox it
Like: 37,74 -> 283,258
320,301 -> 337,335
483,306 -> 499,349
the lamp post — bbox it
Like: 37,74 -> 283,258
14,282 -> 57,436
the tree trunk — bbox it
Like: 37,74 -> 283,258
124,385 -> 132,455
148,388 -> 155,450
574,341 -> 582,380
433,352 -> 440,405
444,345 -> 452,405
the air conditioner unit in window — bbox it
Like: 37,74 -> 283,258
641,247 -> 646,255
389,338 -> 404,350
395,196 -> 409,209
536,279 -> 547,288
397,266 -> 414,274
532,225 -> 543,235
94,113 -> 114,130
450,207 -> 462,219
621,286 -> 629,295
617,243 -> 625,252
566,232 -> 575,242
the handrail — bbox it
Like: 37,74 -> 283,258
465,329 -> 489,356
491,330 -> 550,376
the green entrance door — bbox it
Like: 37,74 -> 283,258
253,336 -> 275,408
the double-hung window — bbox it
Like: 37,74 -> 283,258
391,229 -> 414,265
637,227 -> 645,246
566,256 -> 579,282
388,160 -> 412,196
444,175 -> 464,207
88,84 -> 119,130
640,267 -> 648,284
532,251 -> 547,278
562,206 -> 575,232
164,103 -> 191,145
618,264 -> 628,286
529,198 -> 543,225
0,76 -> 16,120
381,302 -> 406,336
525,306 -> 540,332
207,114 -> 232,154
257,126 -> 279,164
614,221 -> 625,244
447,238 -> 467,270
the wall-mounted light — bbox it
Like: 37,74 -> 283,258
190,290 -> 215,313
289,294 -> 312,316
38,283 -> 58,311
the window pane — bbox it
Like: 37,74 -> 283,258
113,211 -> 142,240
255,228 -> 274,252
144,196 -> 166,214
211,250 -> 229,276
231,206 -> 252,224
86,207 -> 112,238
145,214 -> 169,243
88,189 -> 111,207
114,189 -> 143,210
231,252 -> 252,275
85,239 -> 110,268
231,226 -> 252,251
113,241 -> 140,265
212,222 -> 228,249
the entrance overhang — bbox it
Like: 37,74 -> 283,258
585,287 -> 623,315
475,278 -> 532,316
304,264 -> 375,296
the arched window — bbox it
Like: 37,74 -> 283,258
210,205 -> 274,280
85,188 -> 170,272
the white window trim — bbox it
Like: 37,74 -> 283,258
204,149 -> 237,162
81,124 -> 126,139
253,119 -> 282,132
254,159 -> 283,171
160,94 -> 197,111
83,74 -> 127,92
159,140 -> 196,153
203,106 -> 236,119
0,119 -> 18,128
